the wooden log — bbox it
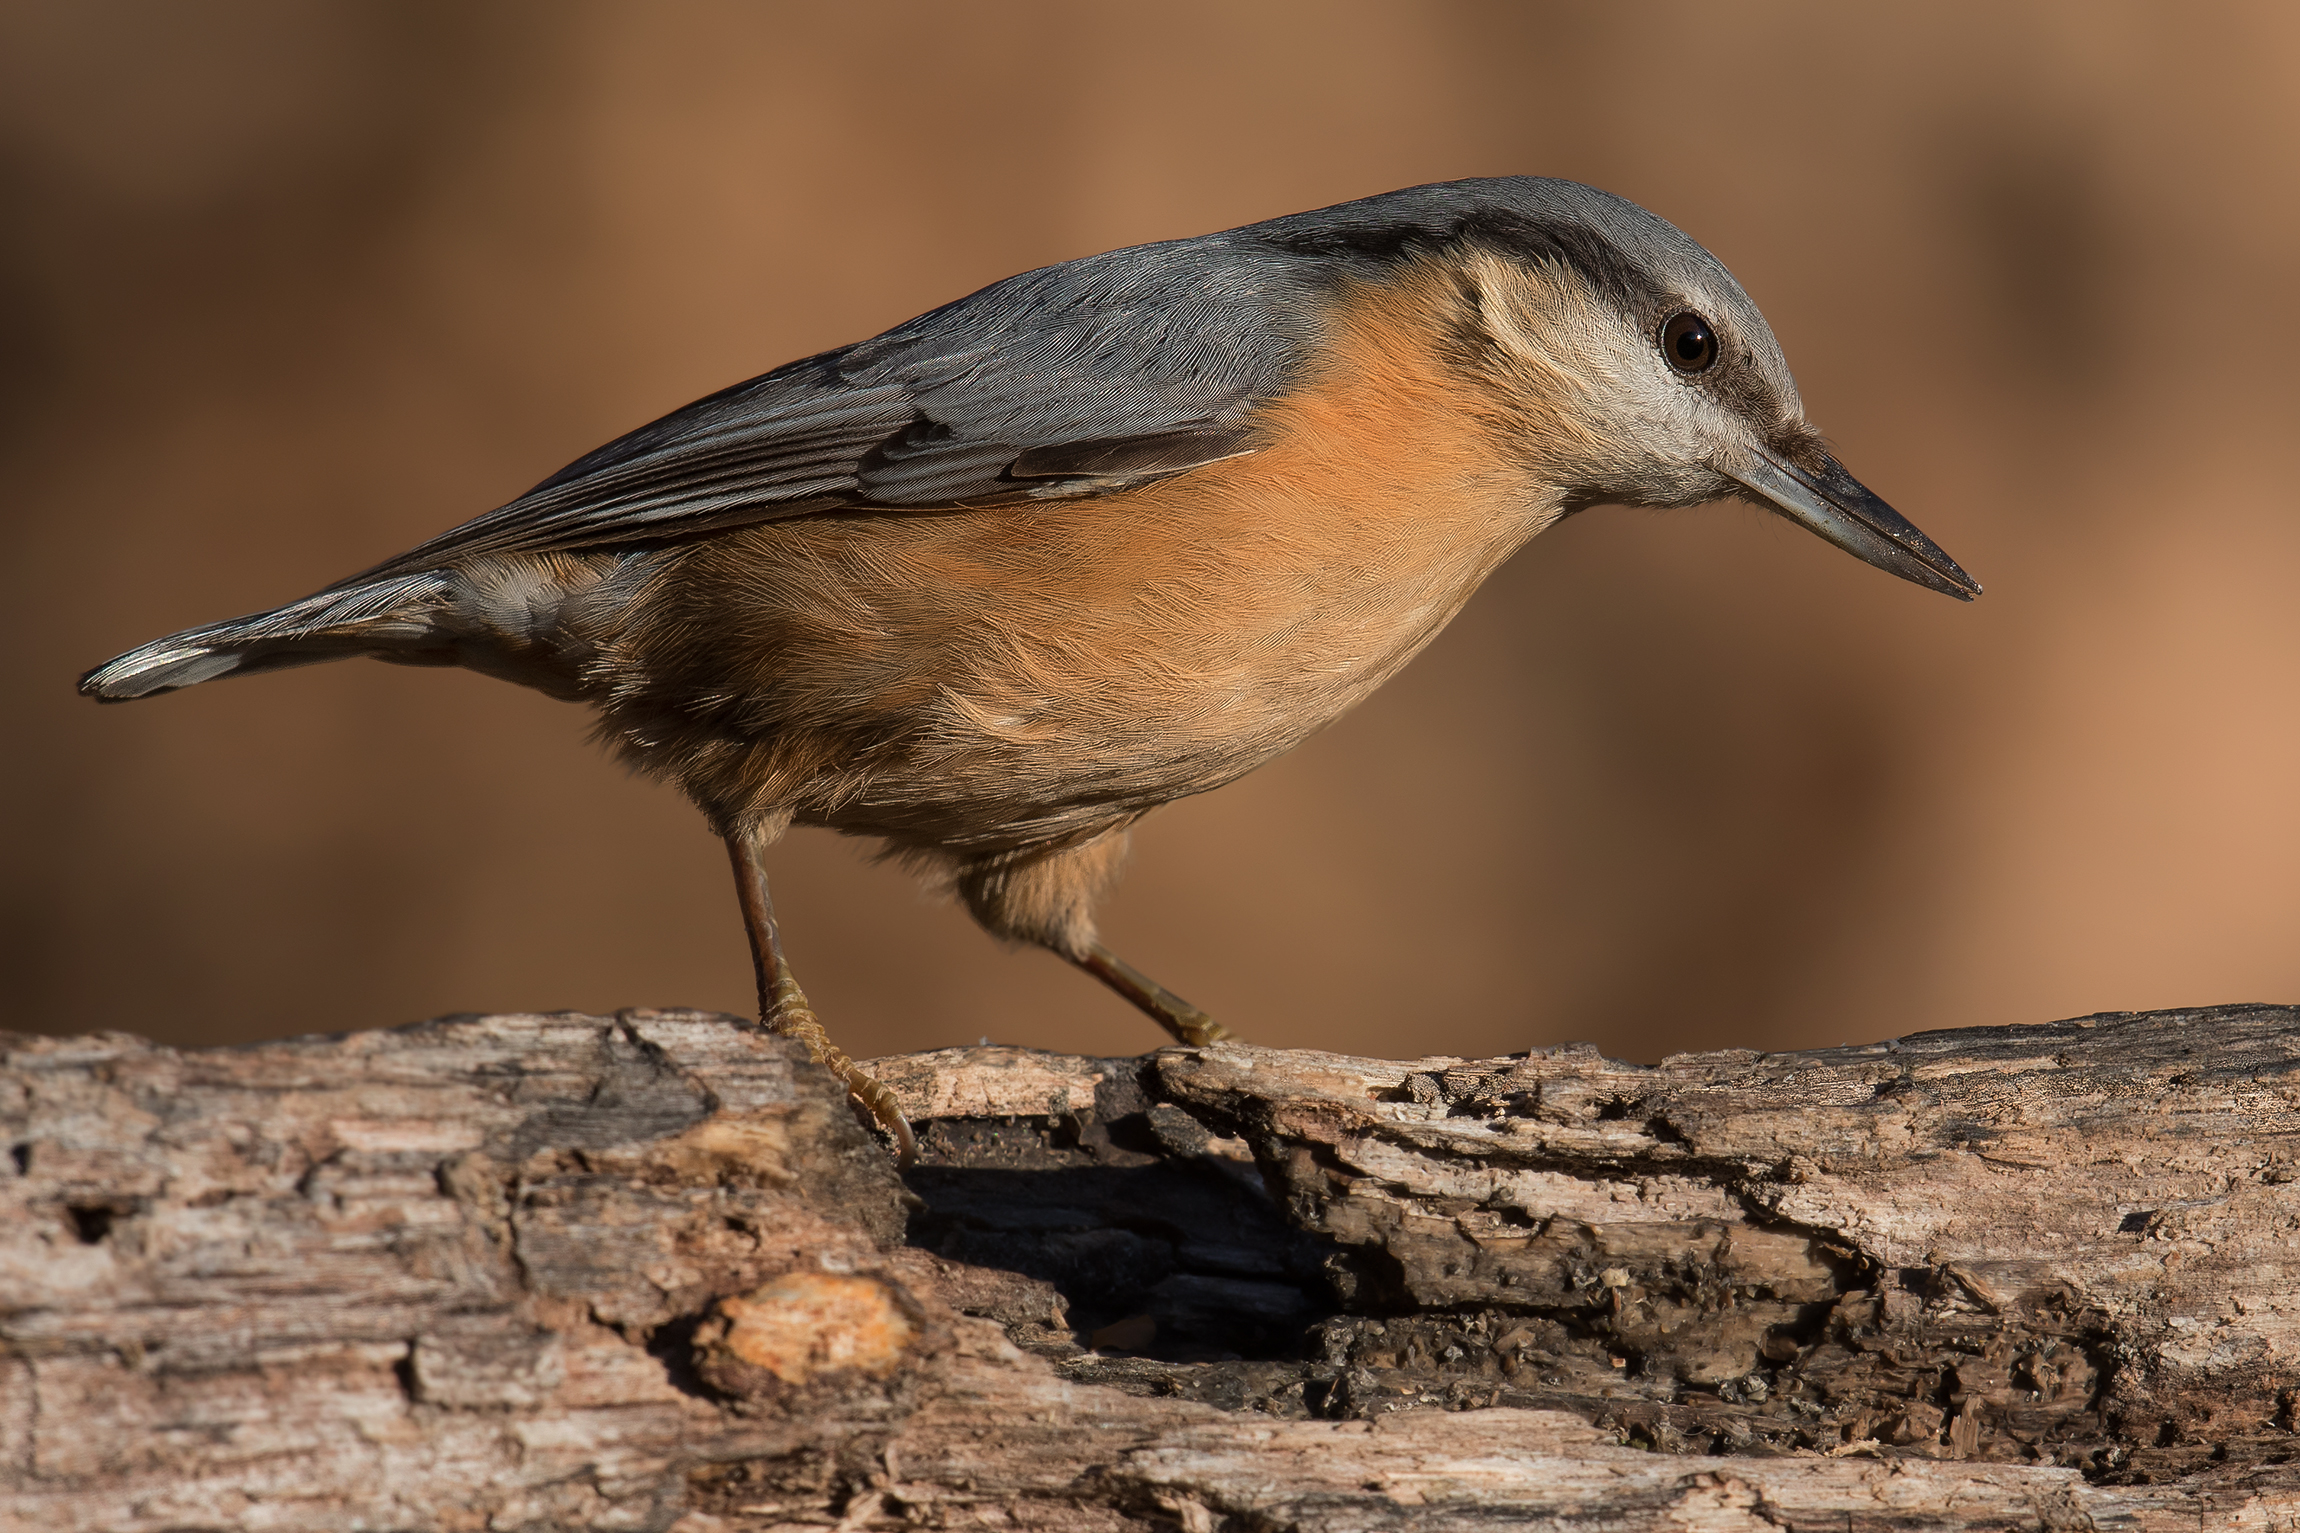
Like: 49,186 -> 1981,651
4,1005 -> 2297,1529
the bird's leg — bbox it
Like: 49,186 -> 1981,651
724,831 -> 916,1164
1072,942 -> 1231,1047
947,833 -> 1230,1050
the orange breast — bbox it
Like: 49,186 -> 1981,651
597,269 -> 1565,846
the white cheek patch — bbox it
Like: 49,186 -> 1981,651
1458,253 -> 1762,505
1466,252 -> 1617,385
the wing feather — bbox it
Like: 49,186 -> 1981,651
354,234 -> 1323,583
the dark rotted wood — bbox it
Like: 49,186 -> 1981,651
4,1006 -> 2297,1530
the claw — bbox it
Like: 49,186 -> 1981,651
842,1069 -> 919,1167
1169,1008 -> 1230,1048
762,975 -> 917,1166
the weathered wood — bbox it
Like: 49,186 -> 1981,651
5,1006 -> 2297,1530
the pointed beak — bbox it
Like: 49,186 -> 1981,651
1725,447 -> 1981,601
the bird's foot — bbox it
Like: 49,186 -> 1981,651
761,976 -> 917,1165
1077,942 -> 1231,1047
1166,1006 -> 1230,1048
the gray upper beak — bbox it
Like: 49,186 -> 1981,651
1726,448 -> 1981,601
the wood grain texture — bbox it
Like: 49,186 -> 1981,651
5,1006 -> 2297,1530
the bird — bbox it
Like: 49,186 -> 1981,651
82,177 -> 1979,1161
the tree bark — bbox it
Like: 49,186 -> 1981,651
5,1005 -> 2296,1530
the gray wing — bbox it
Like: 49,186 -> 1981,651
357,234 -> 1325,582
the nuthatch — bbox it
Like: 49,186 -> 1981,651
84,177 -> 1979,1159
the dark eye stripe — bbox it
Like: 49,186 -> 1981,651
1661,311 -> 1718,375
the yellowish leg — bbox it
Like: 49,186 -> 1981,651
725,832 -> 917,1165
1073,941 -> 1231,1047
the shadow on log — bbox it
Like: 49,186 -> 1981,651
5,1006 -> 2297,1529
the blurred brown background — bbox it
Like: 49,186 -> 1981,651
4,1 -> 2295,1064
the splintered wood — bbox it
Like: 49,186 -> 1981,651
4,1006 -> 2296,1530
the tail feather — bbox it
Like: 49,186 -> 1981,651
80,572 -> 451,700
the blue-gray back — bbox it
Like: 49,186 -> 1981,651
355,176 -> 1729,584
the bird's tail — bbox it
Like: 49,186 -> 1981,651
79,572 -> 452,701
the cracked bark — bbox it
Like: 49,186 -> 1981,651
4,1005 -> 2297,1530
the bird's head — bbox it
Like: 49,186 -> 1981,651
1270,178 -> 1980,601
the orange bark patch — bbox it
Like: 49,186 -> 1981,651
710,1272 -> 919,1383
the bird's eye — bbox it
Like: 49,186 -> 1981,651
1660,311 -> 1718,375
